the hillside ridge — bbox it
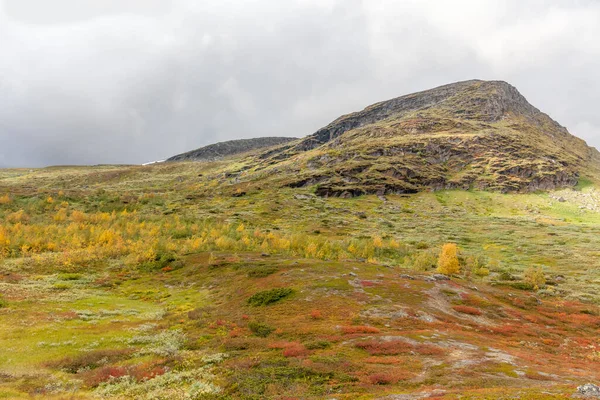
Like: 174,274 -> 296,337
252,80 -> 600,196
167,137 -> 297,162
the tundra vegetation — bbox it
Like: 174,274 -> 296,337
0,162 -> 599,399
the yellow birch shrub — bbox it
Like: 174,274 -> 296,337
437,243 -> 460,275
524,267 -> 546,290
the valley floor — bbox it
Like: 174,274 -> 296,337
0,164 -> 599,399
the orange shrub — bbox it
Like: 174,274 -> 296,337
414,344 -> 446,356
368,373 -> 397,385
269,341 -> 309,358
367,371 -> 412,385
83,366 -> 128,387
282,343 -> 309,358
364,356 -> 402,364
341,325 -> 380,334
489,324 -> 518,336
356,340 -> 444,356
356,340 -> 413,355
452,305 -> 482,316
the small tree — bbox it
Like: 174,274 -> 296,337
524,267 -> 546,290
437,243 -> 460,275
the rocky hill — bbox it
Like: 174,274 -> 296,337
167,137 -> 296,162
255,80 -> 600,197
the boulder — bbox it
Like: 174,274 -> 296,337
578,383 -> 600,397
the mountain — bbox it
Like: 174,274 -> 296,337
252,80 -> 600,197
167,137 -> 296,162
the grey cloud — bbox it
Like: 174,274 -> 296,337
0,0 -> 598,167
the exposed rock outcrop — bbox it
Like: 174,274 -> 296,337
167,137 -> 296,162
578,383 -> 600,397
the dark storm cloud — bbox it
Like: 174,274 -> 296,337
0,0 -> 598,167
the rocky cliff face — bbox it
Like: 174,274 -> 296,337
256,80 -> 600,196
167,137 -> 296,162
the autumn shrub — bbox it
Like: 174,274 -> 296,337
341,325 -> 380,335
499,271 -> 517,281
412,250 -> 437,271
355,340 -> 413,355
305,340 -> 331,350
269,342 -> 309,358
223,338 -> 252,351
6,209 -> 29,224
524,369 -> 552,381
357,340 -> 443,356
458,293 -> 491,308
248,321 -> 274,337
414,344 -> 445,356
368,372 -> 398,385
360,280 -> 377,287
138,250 -> 176,271
247,266 -> 278,278
83,365 -> 129,387
453,305 -> 482,316
524,266 -> 546,290
310,309 -> 323,320
437,243 -> 460,275
364,356 -> 402,364
46,349 -> 132,373
247,288 -> 293,306
464,255 -> 490,277
57,273 -> 83,281
489,324 -> 518,336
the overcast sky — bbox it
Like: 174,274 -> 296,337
0,0 -> 598,167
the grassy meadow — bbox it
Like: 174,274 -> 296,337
0,162 -> 599,399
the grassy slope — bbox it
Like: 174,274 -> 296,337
0,162 -> 599,399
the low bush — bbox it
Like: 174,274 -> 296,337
341,325 -> 380,334
84,365 -> 129,387
356,340 -> 444,356
46,348 -> 132,373
138,251 -> 177,271
452,305 -> 483,316
223,338 -> 251,351
524,266 -> 546,289
275,342 -> 309,358
247,288 -> 293,306
248,321 -> 274,337
492,281 -> 535,291
58,273 -> 83,281
305,340 -> 331,350
356,340 -> 413,355
247,266 -> 278,278
368,373 -> 397,385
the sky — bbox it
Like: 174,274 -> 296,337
0,0 -> 598,167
